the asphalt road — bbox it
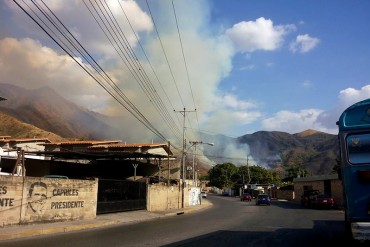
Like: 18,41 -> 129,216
0,194 -> 362,247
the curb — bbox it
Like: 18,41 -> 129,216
0,221 -> 120,241
0,201 -> 213,241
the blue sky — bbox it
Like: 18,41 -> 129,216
1,0 -> 370,147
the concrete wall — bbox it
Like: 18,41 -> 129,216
152,159 -> 181,181
147,183 -> 198,211
330,179 -> 343,207
276,189 -> 295,201
0,176 -> 98,227
0,176 -> 23,226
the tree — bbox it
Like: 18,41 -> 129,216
238,165 -> 250,185
248,165 -> 271,184
283,165 -> 308,182
208,163 -> 238,189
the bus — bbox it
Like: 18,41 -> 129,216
337,98 -> 370,242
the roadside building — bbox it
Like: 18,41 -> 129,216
293,174 -> 343,208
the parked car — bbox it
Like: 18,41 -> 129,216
310,194 -> 336,209
201,191 -> 207,198
241,193 -> 252,201
256,194 -> 271,206
301,189 -> 320,207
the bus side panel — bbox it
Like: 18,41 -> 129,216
343,166 -> 370,222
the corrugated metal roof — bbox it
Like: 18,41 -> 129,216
89,142 -> 168,148
2,138 -> 51,143
25,150 -> 173,160
89,143 -> 173,156
1,138 -> 173,159
41,140 -> 121,146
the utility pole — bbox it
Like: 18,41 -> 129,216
167,141 -> 171,186
174,108 -> 196,208
189,141 -> 214,187
247,155 -> 251,184
192,142 -> 198,186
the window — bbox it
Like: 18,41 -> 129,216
347,133 -> 370,164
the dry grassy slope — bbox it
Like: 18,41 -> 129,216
0,83 -> 120,140
0,112 -> 65,142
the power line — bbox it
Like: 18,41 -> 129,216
14,0 -> 218,156
15,0 -> 169,143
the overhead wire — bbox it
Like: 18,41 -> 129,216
171,0 -> 202,142
144,0 -> 185,109
84,0 -> 182,144
15,0 -> 169,143
14,0 -> 220,160
98,0 -> 183,143
116,0 -> 185,135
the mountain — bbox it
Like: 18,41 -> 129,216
0,83 -> 339,176
0,83 -> 122,140
0,111 -> 65,142
237,130 -> 338,175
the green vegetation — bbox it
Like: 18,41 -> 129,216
206,158 -> 341,190
207,163 -> 284,189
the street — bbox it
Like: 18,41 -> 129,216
0,194 -> 354,247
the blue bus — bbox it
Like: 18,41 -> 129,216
337,98 -> 370,242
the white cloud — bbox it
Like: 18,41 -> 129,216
222,94 -> 257,110
200,93 -> 262,135
0,37 -> 112,111
266,62 -> 274,67
225,17 -> 296,53
338,85 -> 370,105
261,85 -> 370,135
239,64 -> 255,71
261,109 -> 325,133
302,80 -> 313,88
290,34 -> 320,53
315,85 -> 370,133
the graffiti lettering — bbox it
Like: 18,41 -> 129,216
52,189 -> 79,196
0,198 -> 14,207
0,186 -> 7,194
50,201 -> 84,209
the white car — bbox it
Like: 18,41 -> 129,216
201,191 -> 207,198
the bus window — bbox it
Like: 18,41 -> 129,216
347,133 -> 370,164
